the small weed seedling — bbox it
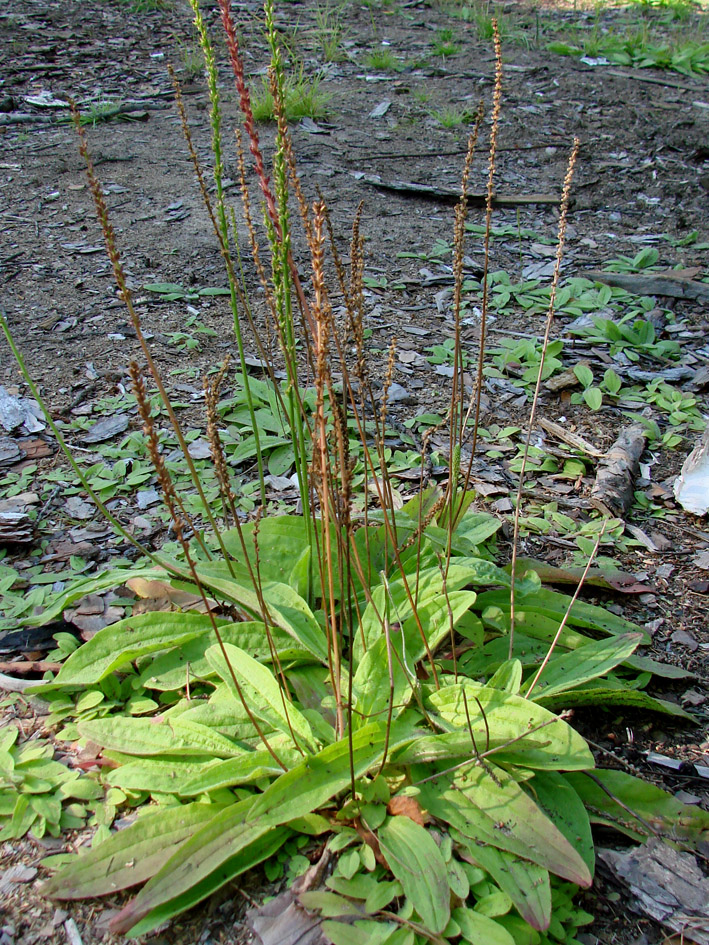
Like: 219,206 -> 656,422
430,104 -> 478,127
363,45 -> 402,72
251,65 -> 331,121
432,27 -> 460,57
314,0 -> 347,61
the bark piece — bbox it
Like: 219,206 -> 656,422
585,269 -> 709,302
544,363 -> 586,392
599,839 -> 709,945
539,417 -> 605,458
360,174 -> 561,206
590,423 -> 648,516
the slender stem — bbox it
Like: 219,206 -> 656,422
509,138 -> 580,657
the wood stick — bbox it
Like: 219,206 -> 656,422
360,175 -> 562,206
591,423 -> 648,516
585,270 -> 709,302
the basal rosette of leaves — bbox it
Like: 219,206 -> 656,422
37,505 -> 708,941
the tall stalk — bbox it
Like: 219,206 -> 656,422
188,0 -> 268,507
509,138 -> 580,657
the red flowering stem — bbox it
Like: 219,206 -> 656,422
218,0 -> 280,236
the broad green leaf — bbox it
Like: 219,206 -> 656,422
299,891 -> 366,917
249,722 -> 415,825
321,919 -> 397,945
177,749 -> 299,796
0,794 -> 37,840
104,756 -> 215,794
565,770 -> 709,848
378,816 -> 450,934
78,717 -> 244,759
197,286 -> 230,297
480,608 -> 593,651
487,660 -> 522,694
524,770 -> 594,876
206,643 -> 317,752
536,684 -> 694,719
474,890 -> 512,917
0,727 -> 18,753
449,511 -> 503,553
189,562 -> 328,662
144,282 -> 186,295
460,633 -> 554,679
164,685 -> 277,742
522,633 -> 642,700
353,634 -> 416,729
222,515 -> 312,598
573,364 -> 593,388
427,680 -> 594,770
140,620 -> 311,691
474,587 -> 649,641
49,612 -> 227,688
624,652 -> 691,679
583,387 -> 603,410
453,765 -> 591,886
395,731 -> 551,768
356,561 -> 501,659
112,798 -> 289,936
452,906 -> 516,945
45,801 -> 229,898
460,840 -> 551,931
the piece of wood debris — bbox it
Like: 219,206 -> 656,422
246,849 -> 331,945
544,363 -> 587,392
687,365 -> 709,392
590,423 -> 648,516
585,269 -> 709,302
359,174 -> 561,206
539,418 -> 605,458
0,671 -> 49,692
606,67 -> 705,94
599,838 -> 709,945
0,660 -> 61,674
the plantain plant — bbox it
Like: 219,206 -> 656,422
1,2 -> 707,942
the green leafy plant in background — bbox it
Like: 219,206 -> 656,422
314,0 -> 348,62
432,27 -> 460,57
0,726 -> 103,841
430,104 -> 479,128
548,34 -> 709,75
251,63 -> 331,121
1,3 -> 707,943
364,45 -> 404,71
567,313 -> 680,362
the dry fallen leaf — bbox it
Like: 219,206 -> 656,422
387,795 -> 426,826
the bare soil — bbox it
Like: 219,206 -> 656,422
0,0 -> 708,942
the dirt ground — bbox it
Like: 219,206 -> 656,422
0,0 -> 708,942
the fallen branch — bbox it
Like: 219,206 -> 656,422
590,423 -> 648,516
359,174 -> 562,206
585,269 -> 709,302
606,68 -> 705,94
539,417 -> 605,457
0,660 -> 61,674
